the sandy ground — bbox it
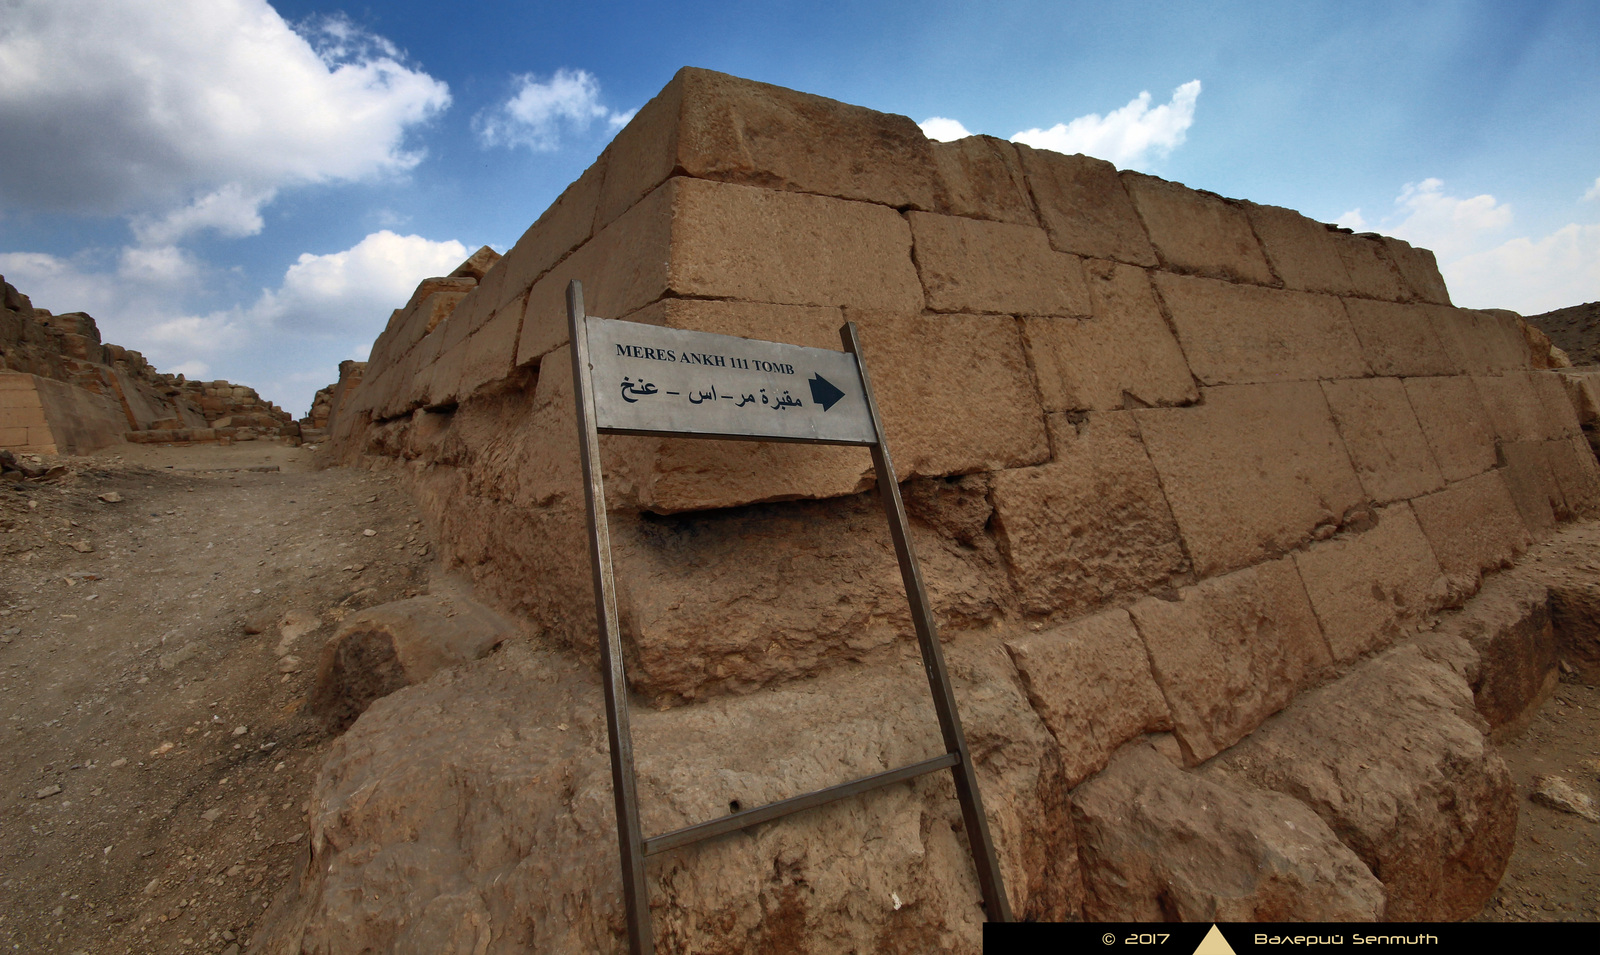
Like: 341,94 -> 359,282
0,441 -> 1595,954
1,442 -> 434,953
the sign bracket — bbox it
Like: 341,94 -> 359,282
567,280 -> 1011,954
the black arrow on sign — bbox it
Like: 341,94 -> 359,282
808,373 -> 845,411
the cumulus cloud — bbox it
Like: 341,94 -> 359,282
1585,177 -> 1600,202
474,69 -> 634,151
918,117 -> 974,142
2,231 -> 469,415
1444,224 -> 1600,315
0,0 -> 451,216
1011,81 -> 1201,169
1385,178 -> 1513,262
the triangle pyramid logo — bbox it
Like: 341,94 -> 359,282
1194,925 -> 1237,955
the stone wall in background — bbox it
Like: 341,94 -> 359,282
0,276 -> 299,453
279,68 -> 1600,946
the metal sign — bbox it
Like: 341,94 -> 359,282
586,317 -> 877,444
566,281 -> 1010,955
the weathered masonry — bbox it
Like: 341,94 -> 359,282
281,68 -> 1600,949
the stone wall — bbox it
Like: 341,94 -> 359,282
1,275 -> 297,452
295,68 -> 1600,942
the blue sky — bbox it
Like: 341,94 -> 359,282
3,0 -> 1597,417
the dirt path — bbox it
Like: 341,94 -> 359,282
1,441 -> 1597,952
0,442 -> 433,954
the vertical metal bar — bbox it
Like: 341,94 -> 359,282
840,322 -> 1013,923
569,281 -> 654,954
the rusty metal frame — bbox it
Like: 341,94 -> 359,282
567,280 -> 1011,954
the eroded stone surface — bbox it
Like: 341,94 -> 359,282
1012,146 -> 1157,266
1321,377 -> 1445,503
1122,174 -> 1274,285
1410,471 -> 1532,598
1403,376 -> 1498,484
907,211 -> 1090,317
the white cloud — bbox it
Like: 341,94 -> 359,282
1584,177 -> 1600,202
1336,209 -> 1368,232
919,117 -> 974,142
1,230 -> 470,416
474,68 -> 633,151
1010,80 -> 1201,169
0,0 -> 451,216
131,184 -> 276,246
1385,178 -> 1513,262
1444,223 -> 1600,315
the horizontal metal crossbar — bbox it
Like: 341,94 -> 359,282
642,752 -> 960,857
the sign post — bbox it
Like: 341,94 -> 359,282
568,281 -> 1012,954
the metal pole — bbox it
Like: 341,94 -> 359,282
568,281 -> 655,953
840,322 -> 1013,922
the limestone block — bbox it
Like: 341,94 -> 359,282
596,299 -> 874,513
1330,232 -> 1410,302
1012,144 -> 1157,266
1241,202 -> 1356,294
1340,298 -> 1455,377
600,67 -> 943,231
450,245 -> 501,281
1073,745 -> 1384,922
1436,574 -> 1557,739
1129,558 -> 1330,763
439,283 -> 495,358
671,177 -> 923,310
518,178 -> 676,366
496,156 -> 606,313
1204,640 -> 1516,921
1474,372 -> 1560,444
989,413 -> 1187,616
1403,376 -> 1498,483
1293,505 -> 1448,662
1381,237 -> 1452,305
1549,574 -> 1600,682
310,592 -> 516,732
1134,382 -> 1365,577
906,212 -> 1090,317
1430,307 -> 1530,375
1545,435 -> 1600,517
1321,377 -> 1445,503
1153,273 -> 1369,384
851,310 -> 1049,480
1554,368 -> 1600,425
1528,369 -> 1582,438
1022,260 -> 1196,413
1002,609 -> 1172,787
1121,174 -> 1274,284
449,295 -> 524,403
928,135 -> 1038,225
1409,470 -> 1531,595
1497,441 -> 1560,535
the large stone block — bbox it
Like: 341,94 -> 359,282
1152,273 -> 1369,384
1409,470 -> 1531,595
1134,382 -> 1366,577
1436,573 -> 1557,739
495,156 -> 606,313
989,413 -> 1188,616
1430,307 -> 1530,375
1528,369 -> 1582,438
1204,639 -> 1516,921
1321,377 -> 1445,503
1402,376 -> 1498,483
1545,435 -> 1600,517
1073,745 -> 1384,922
1340,298 -> 1456,377
1022,260 -> 1197,412
1129,558 -> 1330,763
1002,609 -> 1171,787
851,310 -> 1049,480
671,178 -> 923,311
906,212 -> 1090,317
1121,173 -> 1274,284
518,178 -> 677,365
448,298 -> 525,404
1012,145 -> 1157,266
1330,231 -> 1410,302
1292,505 -> 1448,662
1497,441 -> 1561,535
1474,372 -> 1562,444
598,67 -> 943,230
928,135 -> 1038,225
1381,236 -> 1452,305
1242,202 -> 1356,295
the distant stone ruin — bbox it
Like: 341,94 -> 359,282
269,68 -> 1600,946
0,276 -> 297,453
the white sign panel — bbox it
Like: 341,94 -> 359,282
585,317 -> 877,444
